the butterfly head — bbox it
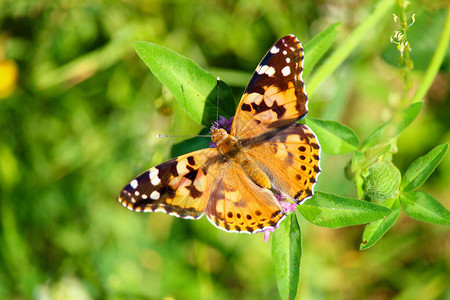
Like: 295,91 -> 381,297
211,126 -> 228,147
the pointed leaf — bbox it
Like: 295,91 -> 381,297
362,101 -> 423,149
360,198 -> 401,250
272,214 -> 302,300
297,192 -> 392,228
401,143 -> 448,192
303,22 -> 341,77
400,191 -> 450,225
305,118 -> 359,155
135,41 -> 235,126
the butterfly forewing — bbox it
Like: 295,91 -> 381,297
231,35 -> 308,139
119,148 -> 219,219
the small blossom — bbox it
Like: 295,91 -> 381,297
264,227 -> 276,243
264,189 -> 298,243
218,115 -> 233,132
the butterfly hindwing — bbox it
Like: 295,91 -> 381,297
231,35 -> 308,139
119,148 -> 219,219
206,162 -> 285,233
243,123 -> 321,203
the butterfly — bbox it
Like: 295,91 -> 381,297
119,34 -> 321,234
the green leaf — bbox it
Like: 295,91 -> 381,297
297,192 -> 392,228
135,41 -> 235,126
401,143 -> 448,192
303,22 -> 340,77
272,214 -> 302,300
362,101 -> 423,150
400,191 -> 450,225
360,198 -> 400,250
305,118 -> 359,155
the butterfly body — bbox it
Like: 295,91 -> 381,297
119,35 -> 321,234
212,126 -> 271,189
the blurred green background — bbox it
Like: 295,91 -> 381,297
0,0 -> 449,299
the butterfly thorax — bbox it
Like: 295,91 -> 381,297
211,127 -> 271,189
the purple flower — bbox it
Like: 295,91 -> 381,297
218,115 -> 233,132
264,189 -> 298,243
264,227 -> 276,243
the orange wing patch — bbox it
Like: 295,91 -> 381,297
206,162 -> 285,233
244,123 -> 321,203
231,35 -> 308,139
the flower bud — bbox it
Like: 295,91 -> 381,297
363,160 -> 401,202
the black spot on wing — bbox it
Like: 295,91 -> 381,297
241,103 -> 252,112
187,156 -> 196,166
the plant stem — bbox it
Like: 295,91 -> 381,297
307,0 -> 396,97
410,2 -> 450,103
395,0 -> 414,107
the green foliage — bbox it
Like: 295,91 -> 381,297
305,117 -> 359,155
400,191 -> 450,225
401,143 -> 448,192
135,41 -> 235,125
297,192 -> 392,228
272,214 -> 302,300
1,0 -> 449,299
302,22 -> 340,77
361,101 -> 423,150
360,200 -> 401,250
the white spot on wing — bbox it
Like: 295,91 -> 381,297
286,57 -> 290,63
283,50 -> 287,55
150,191 -> 160,200
281,66 -> 291,76
265,66 -> 276,77
149,169 -> 161,185
258,65 -> 269,75
130,179 -> 138,189
142,194 -> 148,199
134,191 -> 140,196
270,46 -> 280,54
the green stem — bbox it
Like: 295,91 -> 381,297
307,0 -> 396,97
410,2 -> 450,103
396,0 -> 414,107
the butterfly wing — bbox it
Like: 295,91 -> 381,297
119,148 -> 219,219
231,35 -> 308,139
206,161 -> 285,233
243,123 -> 321,203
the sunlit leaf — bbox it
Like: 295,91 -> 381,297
272,213 -> 302,300
401,143 -> 448,192
400,191 -> 450,225
305,118 -> 359,155
362,101 -> 423,150
135,41 -> 235,125
360,198 -> 400,250
297,192 -> 392,228
303,22 -> 340,77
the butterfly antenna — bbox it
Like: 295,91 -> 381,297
216,77 -> 220,123
157,134 -> 211,138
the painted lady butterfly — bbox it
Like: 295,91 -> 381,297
119,35 -> 321,234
